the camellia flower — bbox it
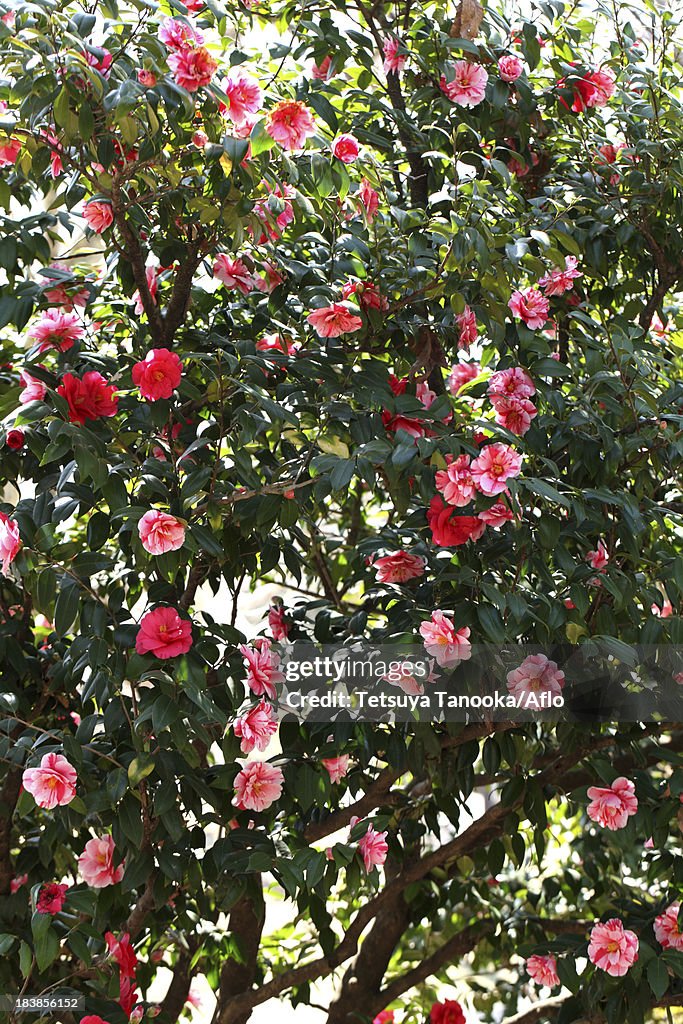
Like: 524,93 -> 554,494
455,305 -> 478,350
436,454 -> 476,508
6,429 -> 24,450
358,178 -> 379,222
22,753 -> 77,809
268,602 -> 290,640
586,777 -> 638,830
588,919 -> 638,976
470,443 -> 523,496
652,595 -> 674,618
78,834 -> 124,888
0,513 -> 21,575
223,67 -> 263,126
430,1000 -> 466,1024
321,755 -> 350,783
105,931 -> 138,1018
492,395 -> 537,435
132,348 -> 183,401
373,1012 -> 394,1024
81,1017 -> 112,1024
419,611 -> 471,668
427,496 -> 486,547
137,69 -> 157,87
135,607 -> 193,659
586,540 -> 609,572
168,46 -> 218,92
0,137 -> 21,167
383,37 -> 407,76
307,303 -> 363,338
487,367 -> 535,402
498,55 -> 523,82
441,61 -> 489,107
27,309 -> 84,353
538,256 -> 582,297
447,361 -> 480,395
526,954 -> 559,987
213,254 -> 257,295
558,66 -> 616,113
374,551 -> 425,584
10,874 -> 28,894
233,761 -> 284,811
331,133 -> 360,163
266,100 -> 316,151
133,266 -> 159,316
158,17 -> 203,50
57,371 -> 118,424
138,510 -> 186,555
506,654 -> 565,701
234,699 -> 278,754
240,640 -> 284,699
478,500 -> 515,528
358,824 -> 388,872
312,56 -> 333,80
341,280 -> 387,312
36,882 -> 69,915
83,200 -> 114,233
654,903 -> 683,951
508,287 -> 550,329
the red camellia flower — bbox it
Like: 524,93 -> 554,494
168,45 -> 218,92
427,496 -> 486,547
135,607 -> 193,659
430,999 -> 466,1024
36,882 -> 69,915
266,100 -> 316,151
6,428 -> 24,450
331,133 -> 360,163
132,348 -> 183,401
57,371 -> 118,424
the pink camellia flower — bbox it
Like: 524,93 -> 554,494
358,824 -> 388,872
586,777 -> 638,830
498,55 -> 524,82
331,133 -> 360,163
223,67 -> 263,126
538,256 -> 582,297
10,874 -> 28,894
268,602 -> 290,640
435,454 -> 476,508
322,755 -> 350,783
488,366 -> 535,401
240,640 -> 284,700
6,429 -> 24,451
359,178 -> 379,222
85,48 -> 112,76
234,699 -> 278,754
57,371 -> 118,424
441,61 -> 489,107
266,100 -> 316,151
506,654 -> 565,701
78,834 -> 124,888
652,595 -> 673,618
158,16 -> 204,49
138,510 -> 185,555
168,46 -> 218,92
36,882 -> 69,915
373,1012 -> 394,1024
213,254 -> 257,295
135,607 -> 193,659
373,551 -> 425,584
526,954 -> 559,987
588,919 -> 639,976
427,496 -> 485,547
233,761 -> 284,812
447,361 -> 480,395
133,266 -> 159,316
0,137 -> 21,167
312,56 -> 333,80
470,443 -> 523,496
455,305 -> 478,350
253,182 -> 296,241
132,348 -> 183,401
430,1000 -> 466,1024
27,308 -> 84,353
0,513 -> 21,575
22,753 -> 77,809
492,395 -> 538,435
419,611 -> 471,668
383,37 -> 407,76
586,540 -> 609,572
192,129 -> 208,147
478,500 -> 515,528
508,287 -> 550,329
654,903 -> 683,951
342,280 -> 387,312
307,303 -> 363,338
83,200 -> 114,233
137,69 -> 157,87
584,67 -> 616,108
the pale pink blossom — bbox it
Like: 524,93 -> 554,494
22,752 -> 77,809
478,501 -> 515,528
213,255 -> 257,294
538,256 -> 582,297
266,100 -> 316,151
447,361 -> 480,395
307,303 -> 363,338
419,611 -> 471,668
508,287 -> 550,329
487,367 -> 535,401
586,541 -> 608,572
233,761 -> 284,811
268,603 -> 290,639
455,305 -> 478,350
332,134 -> 360,163
78,834 -> 124,887
435,454 -> 476,507
0,513 -> 22,574
133,266 -> 159,316
588,919 -> 638,976
526,954 -> 559,987
83,201 -> 114,233
321,755 -> 350,783
19,370 -> 47,404
586,777 -> 638,830
498,55 -> 524,82
652,595 -> 673,618
383,37 -> 407,76
506,654 -> 565,701
441,61 -> 489,107
374,551 -> 425,584
223,67 -> 263,126
358,824 -> 388,872
654,903 -> 683,951
240,640 -> 284,700
138,511 -> 185,555
470,443 -> 523,496
234,699 -> 278,754
492,395 -> 537,435
27,308 -> 84,353
158,17 -> 203,50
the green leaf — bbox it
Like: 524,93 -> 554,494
54,582 -> 80,637
647,957 -> 669,999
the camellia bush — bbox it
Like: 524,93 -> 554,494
2,0 -> 683,1022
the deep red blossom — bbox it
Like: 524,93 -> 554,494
57,372 -> 118,424
427,496 -> 486,547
